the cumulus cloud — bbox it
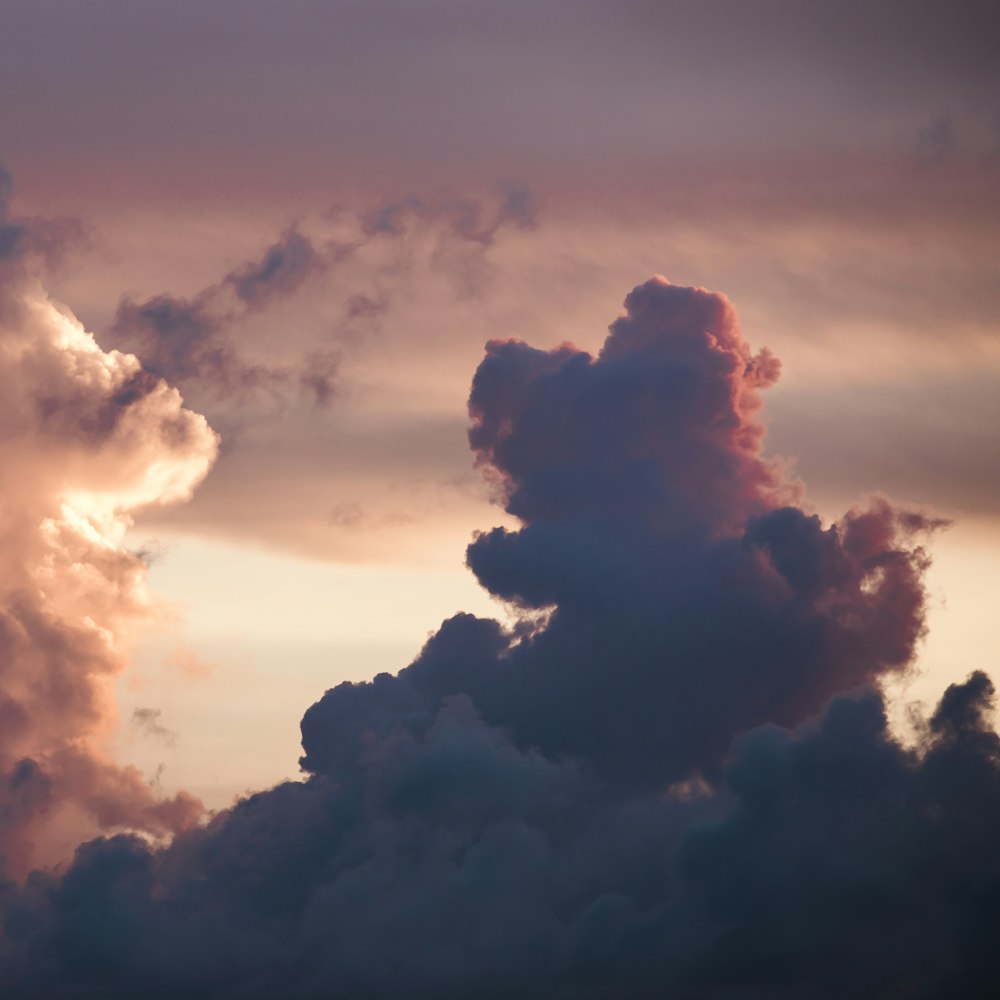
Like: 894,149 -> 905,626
0,168 -> 217,876
301,280 -> 937,792
3,275 -> 998,998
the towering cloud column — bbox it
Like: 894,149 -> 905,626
304,276 -> 938,792
0,176 -> 218,874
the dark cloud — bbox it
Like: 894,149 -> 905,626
3,276 -> 998,997
225,229 -> 322,307
111,294 -> 220,383
110,289 -> 300,416
675,669 -> 1000,997
5,683 -> 999,997
407,279 -> 934,790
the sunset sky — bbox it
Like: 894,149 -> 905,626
1,2 -> 1000,996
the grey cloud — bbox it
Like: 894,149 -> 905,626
225,229 -> 322,307
108,185 -> 539,413
111,294 -> 219,383
108,229 -> 327,404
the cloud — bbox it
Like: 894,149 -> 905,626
111,293 -> 220,383
0,163 -> 86,283
0,165 -> 27,265
4,275 -> 999,998
0,165 -> 84,279
674,671 -> 1000,996
362,183 -> 540,246
107,186 -> 539,415
297,350 -> 341,409
130,709 -> 177,748
0,169 -> 217,876
360,279 -> 937,791
224,228 -> 322,307
108,229 -> 331,407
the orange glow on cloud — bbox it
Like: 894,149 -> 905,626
0,269 -> 217,873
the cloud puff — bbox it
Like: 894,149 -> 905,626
3,276 -> 997,1000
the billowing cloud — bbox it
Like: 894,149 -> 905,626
0,171 -> 217,876
301,279 -> 938,794
4,275 -> 997,998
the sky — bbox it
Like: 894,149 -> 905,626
1,1 -> 1000,995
